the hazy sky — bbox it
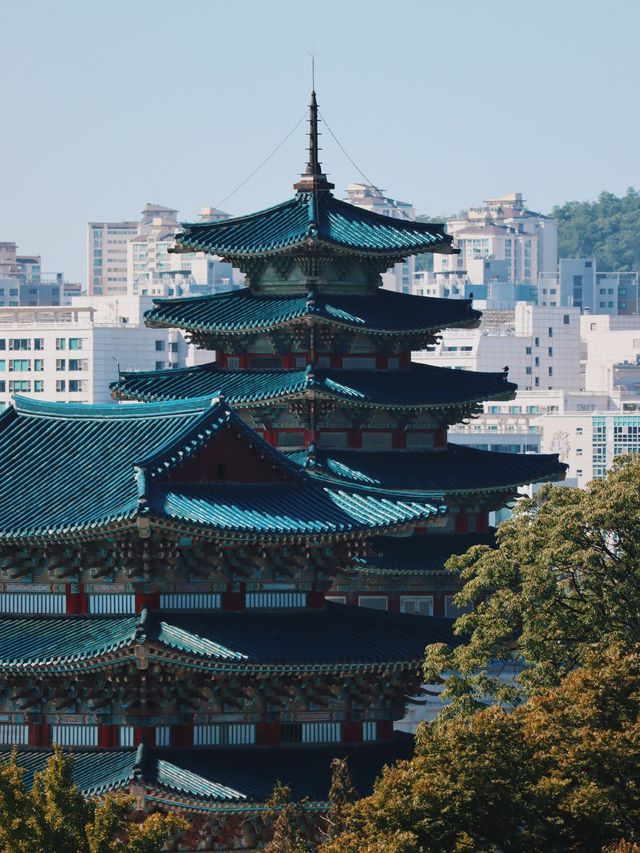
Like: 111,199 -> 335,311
2,0 -> 639,283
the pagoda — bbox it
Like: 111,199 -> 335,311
0,393 -> 456,849
114,90 -> 566,614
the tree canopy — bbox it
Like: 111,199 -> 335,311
552,188 -> 640,271
320,649 -> 640,853
0,746 -> 186,853
321,458 -> 640,852
424,456 -> 640,712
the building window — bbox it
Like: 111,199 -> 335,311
154,361 -> 165,370
525,367 -> 532,375
68,338 -> 83,350
68,380 -> 85,392
525,346 -> 532,355
548,327 -> 553,337
576,427 -> 583,434
563,314 -> 570,325
34,380 -> 44,392
56,359 -> 66,371
358,596 -> 388,611
9,360 -> 30,372
155,340 -> 165,352
169,341 -> 178,353
55,380 -> 66,392
34,359 -> 43,372
55,338 -> 66,350
34,338 -> 44,350
534,337 -> 539,347
399,596 -> 434,616
9,380 -> 30,392
548,347 -> 553,357
9,339 -> 30,351
548,367 -> 553,376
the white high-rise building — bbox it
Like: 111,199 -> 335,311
433,193 -> 558,290
87,221 -> 138,296
344,183 -> 416,293
89,205 -> 243,298
414,304 -> 581,392
0,297 -> 189,407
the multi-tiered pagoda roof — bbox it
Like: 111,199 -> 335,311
1,89 -> 566,848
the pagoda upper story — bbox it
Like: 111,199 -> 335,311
170,91 -> 457,295
111,90 -> 566,611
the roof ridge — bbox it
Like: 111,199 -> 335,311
12,393 -> 216,420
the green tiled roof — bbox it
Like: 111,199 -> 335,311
0,615 -> 138,669
150,483 -> 441,537
2,735 -> 416,804
0,396 -> 439,541
0,749 -> 138,796
0,605 -> 456,672
354,532 -> 496,575
113,362 -> 516,410
174,192 -> 455,259
144,287 -> 480,336
290,444 -> 567,494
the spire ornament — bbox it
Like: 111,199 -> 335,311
294,90 -> 335,192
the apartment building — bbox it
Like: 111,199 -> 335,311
414,304 -> 581,392
432,193 -> 558,289
0,297 -> 189,407
87,220 -> 138,296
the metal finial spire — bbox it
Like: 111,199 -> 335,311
294,67 -> 335,192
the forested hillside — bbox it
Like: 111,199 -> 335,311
551,188 -> 640,271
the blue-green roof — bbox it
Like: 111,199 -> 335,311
0,396 -> 440,541
0,604 -> 456,672
0,750 -> 138,797
2,735 -> 416,804
290,444 -> 567,494
174,192 -> 455,259
113,362 -> 516,410
353,533 -> 497,576
144,287 -> 480,336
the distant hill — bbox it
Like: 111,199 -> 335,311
551,188 -> 640,272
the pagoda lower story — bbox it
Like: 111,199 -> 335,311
0,395 -> 457,848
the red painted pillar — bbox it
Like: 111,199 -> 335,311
282,354 -> 294,369
433,594 -> 445,618
134,727 -> 156,747
375,354 -> 387,370
307,591 -> 325,609
434,427 -> 447,449
476,511 -> 489,532
172,725 -> 193,747
256,722 -> 280,746
342,721 -> 362,743
99,724 -> 118,748
135,591 -> 159,613
377,720 -> 393,741
348,429 -> 362,449
455,512 -> 469,533
222,586 -> 244,611
238,354 -> 249,369
330,353 -> 341,369
400,352 -> 411,369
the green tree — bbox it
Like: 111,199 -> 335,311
264,781 -> 313,853
0,746 -> 186,853
320,650 -> 640,853
322,757 -> 357,842
552,187 -> 640,271
424,457 -> 640,712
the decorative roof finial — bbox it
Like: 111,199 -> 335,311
294,76 -> 335,193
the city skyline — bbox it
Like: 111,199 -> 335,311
3,0 -> 640,283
